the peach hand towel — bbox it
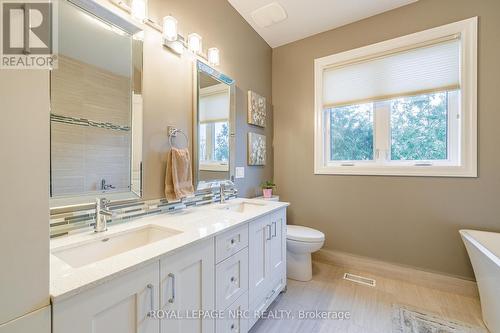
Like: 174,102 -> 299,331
165,147 -> 194,201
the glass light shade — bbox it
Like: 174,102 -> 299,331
187,33 -> 202,54
131,0 -> 146,21
162,15 -> 178,42
207,47 -> 220,66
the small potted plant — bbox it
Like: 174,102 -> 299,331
261,180 -> 276,199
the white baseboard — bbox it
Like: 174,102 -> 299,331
313,249 -> 478,298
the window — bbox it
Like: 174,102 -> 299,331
199,121 -> 229,165
314,18 -> 477,177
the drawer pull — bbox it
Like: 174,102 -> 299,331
168,273 -> 175,304
266,289 -> 276,300
230,276 -> 237,283
228,238 -> 237,248
272,221 -> 277,237
146,284 -> 154,317
266,224 -> 272,240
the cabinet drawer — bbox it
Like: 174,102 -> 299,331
216,248 -> 249,311
216,224 -> 248,263
216,292 -> 249,333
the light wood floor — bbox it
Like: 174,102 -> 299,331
250,262 -> 485,333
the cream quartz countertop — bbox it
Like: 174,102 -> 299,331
50,198 -> 289,303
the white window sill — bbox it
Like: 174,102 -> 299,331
200,162 -> 229,172
314,164 -> 477,177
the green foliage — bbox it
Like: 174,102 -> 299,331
330,104 -> 374,161
215,122 -> 229,161
261,180 -> 276,189
328,92 -> 449,161
391,92 -> 447,161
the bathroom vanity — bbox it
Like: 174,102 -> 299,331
47,1 -> 283,332
51,199 -> 288,333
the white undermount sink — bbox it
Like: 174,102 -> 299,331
214,201 -> 266,213
52,225 -> 182,268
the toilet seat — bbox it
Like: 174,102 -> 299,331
287,225 -> 325,243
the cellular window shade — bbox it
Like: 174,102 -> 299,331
322,38 -> 460,108
199,90 -> 229,123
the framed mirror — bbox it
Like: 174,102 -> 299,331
49,0 -> 143,207
193,61 -> 236,189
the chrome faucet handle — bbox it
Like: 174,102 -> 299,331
220,183 -> 226,203
100,209 -> 113,217
99,198 -> 111,206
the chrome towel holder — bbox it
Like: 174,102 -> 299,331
167,126 -> 189,149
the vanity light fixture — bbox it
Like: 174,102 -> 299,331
109,0 -> 221,65
187,33 -> 202,54
207,47 -> 220,66
162,15 -> 178,42
170,40 -> 184,55
130,0 -> 146,21
133,30 -> 145,41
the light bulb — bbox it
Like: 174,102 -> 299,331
131,0 -> 146,21
207,47 -> 220,66
187,33 -> 202,54
162,15 -> 178,42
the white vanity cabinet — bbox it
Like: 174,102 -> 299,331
159,238 -> 215,333
52,262 -> 160,333
51,205 -> 288,333
248,208 -> 287,329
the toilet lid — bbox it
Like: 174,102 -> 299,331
287,225 -> 325,242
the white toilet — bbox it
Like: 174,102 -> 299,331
286,225 -> 325,281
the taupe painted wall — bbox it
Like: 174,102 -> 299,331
141,0 -> 273,199
272,0 -> 500,279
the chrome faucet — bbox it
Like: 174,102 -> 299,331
95,198 -> 112,233
220,184 -> 226,204
101,179 -> 115,191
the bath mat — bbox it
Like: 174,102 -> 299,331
392,305 -> 487,333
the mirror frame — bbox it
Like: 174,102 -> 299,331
193,61 -> 236,188
49,0 -> 144,208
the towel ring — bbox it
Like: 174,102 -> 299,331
168,127 -> 189,149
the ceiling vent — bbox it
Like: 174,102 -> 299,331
250,2 -> 288,28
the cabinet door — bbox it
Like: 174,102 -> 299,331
160,238 -> 215,333
248,215 -> 271,308
53,262 -> 159,333
269,209 -> 286,286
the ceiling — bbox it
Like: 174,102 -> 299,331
227,0 -> 418,48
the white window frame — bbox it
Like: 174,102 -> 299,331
314,17 -> 477,177
199,121 -> 229,172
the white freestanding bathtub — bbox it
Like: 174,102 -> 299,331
460,230 -> 500,333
